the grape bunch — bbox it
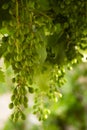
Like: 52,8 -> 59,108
0,0 -> 87,121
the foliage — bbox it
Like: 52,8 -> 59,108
0,0 -> 87,121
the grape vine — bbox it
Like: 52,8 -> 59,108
0,0 -> 87,121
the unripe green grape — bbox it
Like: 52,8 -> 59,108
13,88 -> 17,95
14,55 -> 17,61
67,65 -> 73,70
39,116 -> 42,121
24,96 -> 28,103
11,94 -> 15,101
22,87 -> 27,94
12,77 -> 16,83
11,113 -> 14,120
23,102 -> 28,108
18,97 -> 23,104
33,110 -> 38,114
42,114 -> 48,120
14,99 -> 19,106
21,113 -> 26,120
28,87 -> 34,93
9,102 -> 14,109
15,62 -> 20,69
33,104 -> 37,109
24,60 -> 29,67
15,112 -> 19,119
16,55 -> 22,61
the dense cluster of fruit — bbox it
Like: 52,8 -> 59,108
0,0 -> 87,121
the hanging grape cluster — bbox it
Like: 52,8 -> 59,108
0,0 -> 87,121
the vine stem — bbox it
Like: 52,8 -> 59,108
15,0 -> 20,53
16,0 -> 20,28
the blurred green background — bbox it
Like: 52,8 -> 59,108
0,61 -> 87,130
